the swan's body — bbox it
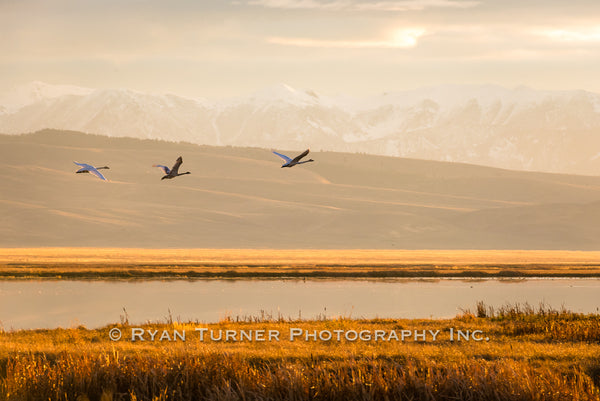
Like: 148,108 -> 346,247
273,149 -> 314,168
73,162 -> 109,181
154,156 -> 191,180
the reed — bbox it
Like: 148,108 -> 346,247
1,303 -> 600,400
3,353 -> 598,401
461,302 -> 600,342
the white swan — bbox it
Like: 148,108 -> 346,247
73,162 -> 109,181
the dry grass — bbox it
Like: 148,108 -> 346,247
1,305 -> 600,400
3,248 -> 600,279
5,248 -> 600,265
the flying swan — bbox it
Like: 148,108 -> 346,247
73,162 -> 109,181
153,156 -> 191,180
272,149 -> 314,168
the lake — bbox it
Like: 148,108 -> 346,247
1,278 -> 599,330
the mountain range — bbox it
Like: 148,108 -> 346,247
1,82 -> 600,175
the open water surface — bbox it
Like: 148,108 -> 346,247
1,278 -> 599,330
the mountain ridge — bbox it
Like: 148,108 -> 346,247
1,82 -> 600,175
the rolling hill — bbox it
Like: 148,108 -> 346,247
1,129 -> 600,249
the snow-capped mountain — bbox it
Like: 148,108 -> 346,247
1,82 -> 600,175
0,81 -> 94,113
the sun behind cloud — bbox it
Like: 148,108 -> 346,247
391,27 -> 426,47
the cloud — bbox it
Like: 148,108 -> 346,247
244,0 -> 479,11
268,28 -> 426,48
537,26 -> 600,43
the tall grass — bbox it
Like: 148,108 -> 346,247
3,352 -> 599,401
2,304 -> 600,400
464,301 -> 600,342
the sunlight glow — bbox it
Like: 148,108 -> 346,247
540,27 -> 600,43
392,28 -> 426,47
268,28 -> 426,48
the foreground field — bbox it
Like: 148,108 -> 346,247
1,305 -> 600,400
3,248 -> 600,279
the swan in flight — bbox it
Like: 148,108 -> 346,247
73,162 -> 109,181
273,149 -> 314,168
153,156 -> 191,180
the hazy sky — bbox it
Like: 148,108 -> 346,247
2,0 -> 600,97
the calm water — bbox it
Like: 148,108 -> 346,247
1,279 -> 599,330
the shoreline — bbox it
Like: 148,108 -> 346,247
3,266 -> 600,279
4,248 -> 600,279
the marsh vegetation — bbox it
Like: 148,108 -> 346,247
1,303 -> 599,400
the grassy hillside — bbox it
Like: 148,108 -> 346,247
2,130 -> 600,249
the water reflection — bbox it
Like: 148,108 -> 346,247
0,278 -> 598,330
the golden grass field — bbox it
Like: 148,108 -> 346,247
2,249 -> 600,399
3,248 -> 600,278
1,304 -> 600,400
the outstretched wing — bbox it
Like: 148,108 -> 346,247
73,161 -> 93,169
291,149 -> 310,163
272,151 -> 292,163
74,161 -> 106,180
87,167 -> 107,181
170,156 -> 183,174
153,164 -> 171,174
